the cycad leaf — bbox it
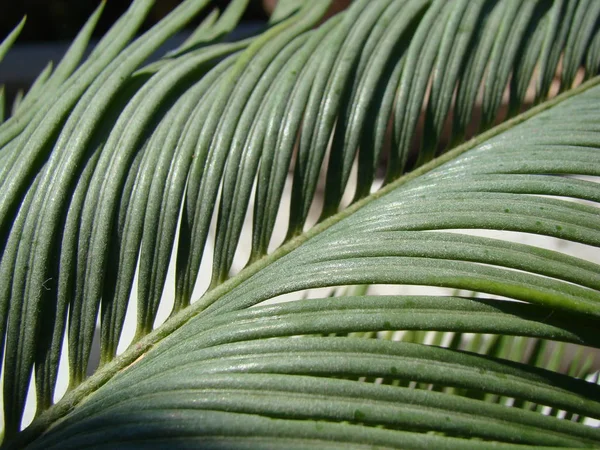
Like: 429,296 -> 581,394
1,0 -> 600,448
11,77 -> 600,450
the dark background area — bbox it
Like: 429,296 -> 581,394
0,0 -> 270,115
0,0 -> 269,42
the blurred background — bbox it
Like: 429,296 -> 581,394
0,0 -> 276,111
0,0 -> 269,42
0,0 -> 271,108
0,0 -> 350,104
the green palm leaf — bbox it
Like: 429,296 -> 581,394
1,0 -> 599,447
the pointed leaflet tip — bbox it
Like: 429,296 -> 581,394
0,16 -> 27,64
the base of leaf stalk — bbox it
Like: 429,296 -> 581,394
5,75 -> 600,450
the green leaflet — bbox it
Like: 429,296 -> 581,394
0,17 -> 25,64
175,0 -> 332,301
1,0 -> 600,447
167,0 -> 250,57
0,86 -> 4,124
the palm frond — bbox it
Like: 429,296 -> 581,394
16,85 -> 600,445
1,0 -> 599,447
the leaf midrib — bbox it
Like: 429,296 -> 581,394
8,74 -> 600,450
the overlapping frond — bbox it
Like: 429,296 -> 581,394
0,0 -> 599,447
